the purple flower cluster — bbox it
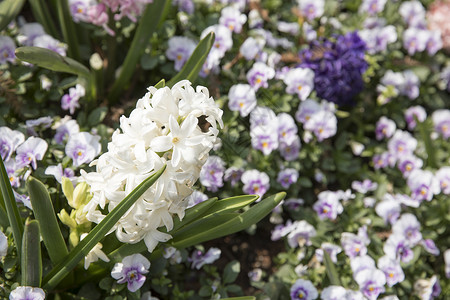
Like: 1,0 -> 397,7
299,32 -> 368,106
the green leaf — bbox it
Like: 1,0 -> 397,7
28,0 -> 59,38
87,107 -> 108,127
167,32 -> 215,87
154,78 -> 166,89
55,0 -> 80,60
0,0 -> 26,32
108,0 -> 168,103
15,47 -> 90,78
42,165 -> 166,290
201,195 -> 259,218
21,218 -> 42,287
323,251 -> 341,286
0,157 -> 24,258
170,192 -> 286,249
27,177 -> 69,265
223,260 -> 240,284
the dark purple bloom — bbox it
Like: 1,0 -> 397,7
111,254 -> 150,292
299,32 -> 368,106
277,168 -> 299,189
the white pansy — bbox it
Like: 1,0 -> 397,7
82,80 -> 222,252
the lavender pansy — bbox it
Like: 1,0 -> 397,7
0,36 -> 16,64
397,154 -> 423,178
315,243 -> 342,263
279,136 -> 301,161
375,116 -> 396,140
313,191 -> 344,220
219,6 -> 247,33
392,213 -> 422,246
384,233 -> 414,263
186,190 -> 208,209
290,278 -> 318,300
287,220 -> 316,248
189,247 -> 221,269
303,110 -> 337,142
277,113 -> 298,145
276,168 -> 299,189
405,105 -> 427,130
375,195 -> 401,225
432,109 -> 450,139
199,155 -> 225,192
61,84 -> 85,115
297,0 -> 324,21
228,84 -> 257,117
239,36 -> 265,61
224,166 -> 244,187
407,169 -> 440,203
9,286 -> 46,300
250,125 -> 278,155
111,253 -> 150,292
352,179 -> 378,194
283,67 -> 314,101
399,0 -> 426,28
377,255 -> 405,287
435,167 -> 450,194
359,0 -> 387,15
241,169 -> 270,198
421,239 -> 440,256
355,268 -> 386,300
0,127 -> 25,162
246,62 -> 275,90
65,132 -> 101,167
15,137 -> 48,170
166,36 -> 196,71
45,163 -> 77,185
0,230 -> 7,257
341,232 -> 368,258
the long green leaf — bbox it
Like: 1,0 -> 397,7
55,0 -> 80,60
108,0 -> 168,103
108,197 -> 218,263
0,0 -> 26,32
27,177 -> 68,265
323,251 -> 341,286
167,32 -> 215,87
15,47 -> 90,78
201,195 -> 258,218
0,206 -> 9,229
0,157 -> 23,257
170,192 -> 286,249
222,297 -> 256,300
21,218 -> 42,287
29,0 -> 59,38
42,165 -> 166,290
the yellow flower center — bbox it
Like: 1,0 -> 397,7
420,188 -> 427,195
318,128 -> 324,134
262,142 -> 268,148
297,85 -> 302,91
239,102 -> 244,108
176,54 -> 182,60
389,273 -> 394,278
256,78 -> 262,84
77,151 -> 83,157
406,164 -> 412,171
172,137 -> 180,144
228,24 -> 234,31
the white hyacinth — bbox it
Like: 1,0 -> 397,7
81,80 -> 223,252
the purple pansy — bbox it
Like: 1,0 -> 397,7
224,166 -> 244,187
166,36 -> 196,71
199,155 -> 225,192
276,168 -> 299,189
377,255 -> 405,287
313,191 -> 344,220
405,105 -> 427,130
352,179 -> 378,194
111,253 -> 150,292
283,67 -> 315,101
407,169 -> 440,203
241,169 -> 270,198
228,84 -> 257,117
0,127 -> 25,162
65,132 -> 101,167
0,36 -> 16,64
290,278 -> 318,300
189,247 -> 221,270
432,109 -> 450,139
375,116 -> 396,140
61,84 -> 85,115
15,137 -> 48,170
436,167 -> 450,194
355,268 -> 386,300
219,6 -> 247,33
246,62 -> 275,90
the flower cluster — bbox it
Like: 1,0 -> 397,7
82,80 -> 223,252
299,32 -> 368,106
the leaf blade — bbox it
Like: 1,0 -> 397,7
0,0 -> 26,32
27,177 -> 69,265
167,32 -> 215,87
21,219 -> 42,287
42,165 -> 166,290
15,47 -> 90,78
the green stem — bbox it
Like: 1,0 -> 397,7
29,0 -> 59,38
55,0 -> 80,60
108,0 -> 168,104
0,206 -> 9,229
417,118 -> 437,168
